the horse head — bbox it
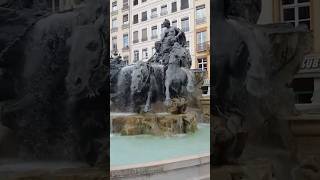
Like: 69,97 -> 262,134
130,62 -> 152,94
169,43 -> 191,68
65,25 -> 106,101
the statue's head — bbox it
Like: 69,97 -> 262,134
168,27 -> 176,36
66,26 -> 103,100
162,19 -> 171,28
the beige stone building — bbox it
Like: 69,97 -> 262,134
193,0 -> 210,96
110,0 -> 131,64
259,0 -> 320,106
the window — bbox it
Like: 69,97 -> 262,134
133,14 -> 138,24
123,56 -> 129,65
112,1 -> 117,11
151,8 -> 157,18
134,50 -> 139,62
142,48 -> 148,59
197,31 -> 207,51
142,11 -> 147,21
281,0 -> 311,29
161,23 -> 166,35
142,28 -> 147,41
123,34 -> 129,48
123,0 -> 129,10
133,0 -> 138,6
201,86 -> 209,95
151,26 -> 158,39
133,31 -> 139,43
172,2 -> 177,12
172,20 -> 177,27
196,5 -> 206,24
142,0 -> 147,2
292,78 -> 314,104
112,36 -> 117,50
123,14 -> 128,24
181,0 -> 189,10
112,18 -> 117,28
181,17 -> 189,32
197,58 -> 207,71
161,5 -> 168,16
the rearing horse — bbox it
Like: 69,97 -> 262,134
164,43 -> 195,105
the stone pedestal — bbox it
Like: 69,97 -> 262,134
200,97 -> 210,121
285,114 -> 320,160
111,113 -> 197,136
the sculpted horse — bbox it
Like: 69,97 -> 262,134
164,43 -> 195,106
65,23 -> 108,165
114,62 -> 164,113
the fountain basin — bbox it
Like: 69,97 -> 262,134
110,123 -> 210,179
111,153 -> 210,180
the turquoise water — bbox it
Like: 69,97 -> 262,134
110,123 -> 210,166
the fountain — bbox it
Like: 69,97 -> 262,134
110,19 -> 210,179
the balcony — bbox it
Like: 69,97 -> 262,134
141,37 -> 148,42
160,11 -> 168,16
111,10 -> 118,16
122,3 -> 129,11
122,46 -> 129,51
196,17 -> 206,25
111,27 -> 118,33
133,39 -> 139,44
151,35 -> 158,39
122,23 -> 129,29
151,14 -> 158,19
196,42 -> 209,52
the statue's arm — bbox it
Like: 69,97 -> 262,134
175,27 -> 183,38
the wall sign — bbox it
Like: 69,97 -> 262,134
299,54 -> 320,73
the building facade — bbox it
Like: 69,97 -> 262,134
110,0 -> 131,64
193,0 -> 210,96
259,0 -> 320,106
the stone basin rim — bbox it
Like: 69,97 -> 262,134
110,152 -> 210,171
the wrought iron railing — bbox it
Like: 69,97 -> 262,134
122,3 -> 129,11
196,42 -> 209,52
133,39 -> 139,43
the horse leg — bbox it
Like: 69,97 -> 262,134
143,88 -> 152,112
165,77 -> 171,106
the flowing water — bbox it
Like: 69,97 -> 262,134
110,123 -> 210,166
